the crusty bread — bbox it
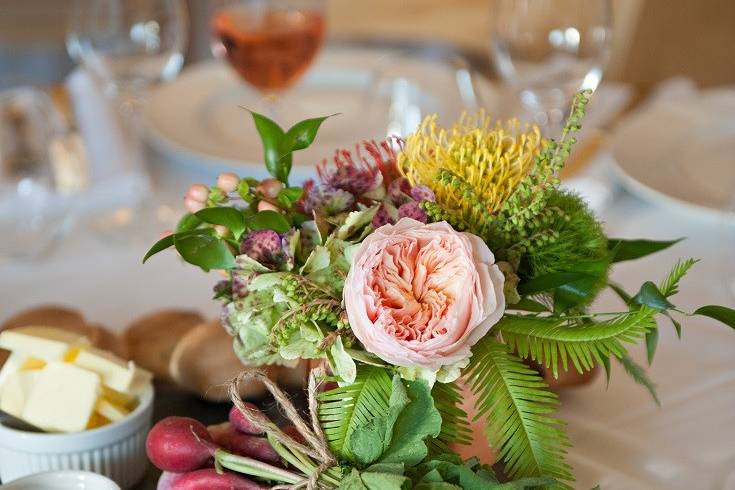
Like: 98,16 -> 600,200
169,320 -> 276,401
123,310 -> 203,381
1,305 -> 87,333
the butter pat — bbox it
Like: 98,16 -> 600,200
0,326 -> 89,363
95,398 -> 130,422
74,347 -> 150,394
23,362 -> 100,432
0,370 -> 39,417
0,327 -> 89,390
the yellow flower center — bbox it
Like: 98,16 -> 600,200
398,111 -> 545,216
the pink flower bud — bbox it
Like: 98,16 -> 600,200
216,172 -> 240,193
214,225 -> 229,237
257,200 -> 280,212
184,196 -> 205,213
257,178 -> 283,199
186,184 -> 209,203
159,230 -> 173,240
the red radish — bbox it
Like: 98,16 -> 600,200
156,471 -> 186,490
229,403 -> 266,435
146,416 -> 216,472
168,468 -> 266,490
281,424 -> 306,445
208,422 -> 281,464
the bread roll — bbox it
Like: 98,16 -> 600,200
123,310 -> 203,381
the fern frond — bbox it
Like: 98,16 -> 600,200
318,365 -> 393,460
498,310 -> 657,378
466,336 -> 572,483
659,258 -> 698,297
428,381 -> 472,454
616,352 -> 660,406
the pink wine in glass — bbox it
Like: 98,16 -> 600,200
212,7 -> 326,92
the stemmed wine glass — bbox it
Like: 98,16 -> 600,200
489,0 -> 612,136
209,0 -> 326,118
66,0 -> 188,239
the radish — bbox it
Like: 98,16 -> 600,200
168,468 -> 267,490
156,471 -> 186,490
208,422 -> 281,464
147,416 -> 216,472
229,403 -> 266,434
281,424 -> 306,445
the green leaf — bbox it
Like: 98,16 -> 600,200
360,472 -> 408,490
330,336 -> 357,384
608,238 -> 683,262
608,282 -> 633,305
319,365 -> 393,461
365,463 -> 405,475
349,376 -> 410,466
616,352 -> 660,406
668,313 -> 682,338
339,469 -> 368,490
429,382 -> 472,454
518,271 -> 593,295
280,114 -> 335,154
497,310 -> 657,378
694,305 -> 735,330
350,426 -> 386,466
176,212 -> 202,232
195,207 -> 247,239
247,210 -> 291,233
277,187 -> 304,208
632,281 -> 675,311
337,206 -> 380,240
174,230 -> 235,271
659,258 -> 698,297
600,355 -> 611,386
466,336 -> 572,483
645,328 -> 659,365
379,379 -> 442,466
142,234 -> 174,263
248,109 -> 291,183
552,258 -> 610,312
509,297 -> 549,313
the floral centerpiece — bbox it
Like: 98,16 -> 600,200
145,90 -> 735,489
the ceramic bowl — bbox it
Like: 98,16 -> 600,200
0,385 -> 153,489
0,470 -> 120,489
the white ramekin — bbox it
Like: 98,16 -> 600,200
0,385 -> 154,489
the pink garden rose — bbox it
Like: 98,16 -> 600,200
344,218 -> 505,371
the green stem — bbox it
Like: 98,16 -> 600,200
267,434 -> 315,474
215,449 -> 301,484
266,434 -> 342,487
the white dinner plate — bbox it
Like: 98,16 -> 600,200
610,87 -> 735,219
146,45 -> 477,181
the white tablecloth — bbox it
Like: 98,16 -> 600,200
1,149 -> 733,490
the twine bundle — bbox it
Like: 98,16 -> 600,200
228,368 -> 336,489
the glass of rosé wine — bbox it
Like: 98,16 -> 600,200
210,0 -> 326,114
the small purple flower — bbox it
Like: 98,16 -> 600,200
387,178 -> 412,205
305,186 -> 355,215
372,205 -> 396,228
398,201 -> 428,223
410,184 -> 436,203
232,273 -> 250,297
240,229 -> 282,266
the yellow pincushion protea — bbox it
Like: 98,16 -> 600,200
398,111 -> 546,225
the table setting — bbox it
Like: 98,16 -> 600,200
1,0 -> 735,489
